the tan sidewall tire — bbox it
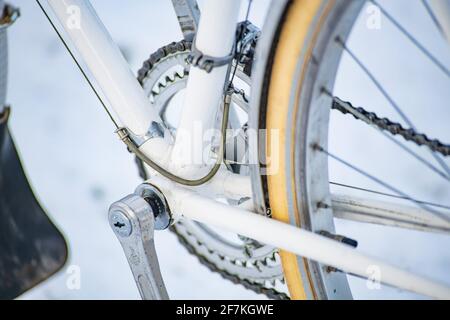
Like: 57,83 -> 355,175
266,0 -> 334,300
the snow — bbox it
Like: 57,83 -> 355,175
3,0 -> 448,300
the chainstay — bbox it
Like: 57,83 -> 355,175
332,97 -> 450,157
136,40 -> 289,300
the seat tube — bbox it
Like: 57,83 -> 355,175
170,0 -> 242,174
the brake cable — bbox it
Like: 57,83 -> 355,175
117,90 -> 232,187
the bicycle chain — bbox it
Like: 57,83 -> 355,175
137,41 -> 191,85
332,97 -> 450,157
136,41 -> 289,300
173,227 -> 289,300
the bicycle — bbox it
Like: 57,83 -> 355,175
1,0 -> 449,300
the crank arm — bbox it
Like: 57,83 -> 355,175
108,185 -> 171,300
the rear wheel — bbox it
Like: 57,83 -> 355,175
253,0 -> 450,299
263,0 -> 363,300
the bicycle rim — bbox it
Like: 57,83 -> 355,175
256,0 -> 450,299
255,0 -> 365,299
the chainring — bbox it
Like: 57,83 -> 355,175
135,41 -> 288,299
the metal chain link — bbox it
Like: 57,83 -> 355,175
137,40 -> 192,85
172,225 -> 289,300
332,97 -> 450,157
135,41 -> 450,300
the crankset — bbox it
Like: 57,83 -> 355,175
111,19 -> 288,299
134,39 -> 288,299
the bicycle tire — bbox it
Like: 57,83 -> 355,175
253,0 -> 365,299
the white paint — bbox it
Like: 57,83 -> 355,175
47,0 -> 171,164
153,177 -> 450,299
170,0 -> 242,174
332,194 -> 450,233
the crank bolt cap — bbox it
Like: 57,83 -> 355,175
110,211 -> 132,237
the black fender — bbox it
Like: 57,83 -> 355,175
0,108 -> 68,299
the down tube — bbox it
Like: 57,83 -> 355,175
46,0 -> 162,138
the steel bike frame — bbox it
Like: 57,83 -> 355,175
44,0 -> 450,299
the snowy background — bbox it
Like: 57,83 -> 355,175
2,0 -> 448,299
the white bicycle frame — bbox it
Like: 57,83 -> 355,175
45,0 -> 450,299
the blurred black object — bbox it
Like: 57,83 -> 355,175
0,107 -> 67,299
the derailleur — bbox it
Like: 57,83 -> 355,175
108,183 -> 172,300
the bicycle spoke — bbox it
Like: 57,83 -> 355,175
314,144 -> 450,223
336,37 -> 413,128
370,0 -> 450,78
331,193 -> 450,234
325,91 -> 450,181
336,39 -> 450,178
330,181 -> 450,210
421,0 -> 445,35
